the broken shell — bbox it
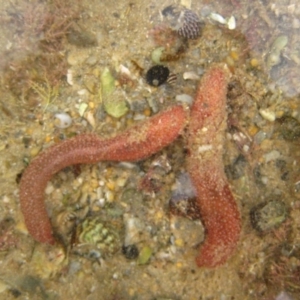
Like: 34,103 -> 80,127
175,94 -> 193,105
259,108 -> 276,122
210,12 -> 226,25
166,73 -> 177,85
227,16 -> 236,30
183,71 -> 200,80
54,113 -> 72,129
66,69 -> 73,85
77,102 -> 88,117
123,214 -> 145,246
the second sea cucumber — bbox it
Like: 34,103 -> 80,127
187,66 -> 241,267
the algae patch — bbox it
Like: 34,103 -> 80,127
101,67 -> 128,118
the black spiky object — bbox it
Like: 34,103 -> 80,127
146,65 -> 170,87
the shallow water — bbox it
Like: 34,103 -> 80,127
0,0 -> 300,299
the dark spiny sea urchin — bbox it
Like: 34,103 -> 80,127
146,65 -> 170,86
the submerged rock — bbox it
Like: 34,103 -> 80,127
250,199 -> 287,232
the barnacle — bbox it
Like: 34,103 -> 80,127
73,217 -> 121,258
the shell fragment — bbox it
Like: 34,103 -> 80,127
210,13 -> 236,30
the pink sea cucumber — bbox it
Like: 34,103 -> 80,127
187,66 -> 241,267
19,105 -> 186,244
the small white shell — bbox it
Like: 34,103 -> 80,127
180,0 -> 191,9
227,16 -> 236,30
210,12 -> 226,24
183,71 -> 200,80
133,113 -> 146,121
77,89 -> 87,95
54,113 -> 72,128
264,150 -> 281,163
119,64 -> 131,76
118,162 -> 138,169
197,144 -> 213,153
175,94 -> 194,105
67,69 -> 74,86
85,111 -> 96,128
259,108 -> 276,122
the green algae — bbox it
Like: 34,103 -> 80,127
101,67 -> 128,118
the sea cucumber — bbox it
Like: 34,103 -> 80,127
19,105 -> 186,244
187,66 -> 241,267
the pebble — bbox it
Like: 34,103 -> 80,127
85,55 -> 98,66
183,71 -> 200,80
227,16 -> 236,30
259,108 -> 276,122
277,116 -> 300,140
264,150 -> 281,163
266,35 -> 288,69
250,199 -> 287,232
137,246 -> 152,265
124,214 -> 145,246
67,28 -> 98,47
85,111 -> 96,128
151,47 -> 165,64
170,215 -> 204,248
122,244 -> 139,259
254,130 -> 268,144
175,94 -> 193,105
210,12 -> 226,25
225,154 -> 247,180
67,49 -> 90,66
66,69 -> 74,85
